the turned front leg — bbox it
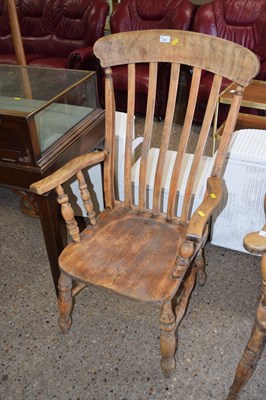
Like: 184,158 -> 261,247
160,301 -> 176,378
58,272 -> 73,333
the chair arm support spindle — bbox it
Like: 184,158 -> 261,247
76,170 -> 96,225
56,185 -> 80,243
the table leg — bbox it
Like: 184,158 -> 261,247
14,190 -> 39,218
35,191 -> 63,296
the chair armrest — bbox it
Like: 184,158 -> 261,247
243,224 -> 266,255
186,176 -> 223,243
68,46 -> 94,69
30,150 -> 106,195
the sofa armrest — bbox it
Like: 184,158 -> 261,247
193,3 -> 218,37
68,46 -> 94,69
186,176 -> 223,243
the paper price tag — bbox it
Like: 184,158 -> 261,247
160,35 -> 170,43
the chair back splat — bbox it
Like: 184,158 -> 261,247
30,29 -> 259,378
94,30 -> 259,224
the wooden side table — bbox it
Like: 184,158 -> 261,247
213,80 -> 266,153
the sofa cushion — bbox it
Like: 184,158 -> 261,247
111,0 -> 195,32
28,57 -> 69,69
17,0 -> 103,57
194,0 -> 266,50
0,54 -> 42,65
0,0 -> 109,66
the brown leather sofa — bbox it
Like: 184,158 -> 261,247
0,0 -> 109,70
193,0 -> 266,124
99,0 -> 196,120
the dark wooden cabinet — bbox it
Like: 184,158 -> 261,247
0,65 -> 105,293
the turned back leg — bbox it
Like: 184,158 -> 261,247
195,248 -> 207,286
58,271 -> 73,333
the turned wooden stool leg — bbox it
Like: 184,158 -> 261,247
227,253 -> 266,400
58,271 -> 73,333
195,247 -> 207,286
227,325 -> 265,400
160,301 -> 176,378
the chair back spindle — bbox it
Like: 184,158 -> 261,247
124,63 -> 136,208
152,62 -> 181,217
211,86 -> 244,177
180,73 -> 223,224
138,62 -> 158,212
104,67 -> 116,209
166,66 -> 201,221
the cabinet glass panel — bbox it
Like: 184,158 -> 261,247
0,65 -> 97,153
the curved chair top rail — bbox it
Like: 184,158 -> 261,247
94,29 -> 260,87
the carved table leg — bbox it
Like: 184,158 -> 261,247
160,301 -> 176,378
14,190 -> 39,218
58,272 -> 73,334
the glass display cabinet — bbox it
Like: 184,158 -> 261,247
0,64 -> 105,293
0,64 -> 102,165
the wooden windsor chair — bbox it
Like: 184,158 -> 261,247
227,195 -> 266,400
30,30 -> 259,377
